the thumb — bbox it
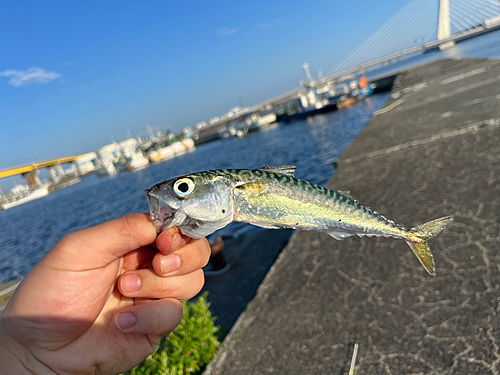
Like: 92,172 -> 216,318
47,213 -> 158,269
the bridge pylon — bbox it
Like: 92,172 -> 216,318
437,0 -> 455,50
21,170 -> 42,188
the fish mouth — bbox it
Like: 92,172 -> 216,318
145,189 -> 185,233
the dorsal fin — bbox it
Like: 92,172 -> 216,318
337,190 -> 362,205
258,165 -> 296,177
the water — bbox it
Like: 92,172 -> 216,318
2,29 -> 500,283
0,95 -> 389,283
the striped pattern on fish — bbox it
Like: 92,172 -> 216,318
146,166 -> 452,275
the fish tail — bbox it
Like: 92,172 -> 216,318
405,216 -> 453,276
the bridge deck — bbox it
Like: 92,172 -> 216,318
0,155 -> 82,179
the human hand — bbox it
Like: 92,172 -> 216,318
0,213 -> 210,375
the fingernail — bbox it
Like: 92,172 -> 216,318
171,233 -> 182,252
121,274 -> 141,292
161,254 -> 181,274
115,311 -> 137,331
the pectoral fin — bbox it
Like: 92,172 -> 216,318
235,182 -> 269,194
252,223 -> 283,230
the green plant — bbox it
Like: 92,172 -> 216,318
123,293 -> 220,375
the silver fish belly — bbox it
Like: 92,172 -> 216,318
146,166 -> 452,275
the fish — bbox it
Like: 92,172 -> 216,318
145,166 -> 452,276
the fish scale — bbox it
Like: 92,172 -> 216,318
146,165 -> 452,276
216,168 -> 400,232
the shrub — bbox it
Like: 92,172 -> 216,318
124,292 -> 220,375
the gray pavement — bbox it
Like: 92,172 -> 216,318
201,229 -> 293,330
204,58 -> 500,374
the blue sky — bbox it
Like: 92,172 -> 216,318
0,0 -> 405,174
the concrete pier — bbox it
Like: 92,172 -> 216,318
205,58 -> 500,374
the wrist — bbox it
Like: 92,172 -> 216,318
0,328 -> 30,374
0,318 -> 55,375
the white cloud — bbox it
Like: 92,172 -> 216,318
0,67 -> 62,87
257,18 -> 281,29
217,27 -> 239,36
257,23 -> 271,29
58,61 -> 75,68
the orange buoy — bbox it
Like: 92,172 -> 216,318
358,76 -> 368,89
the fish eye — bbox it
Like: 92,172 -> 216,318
173,178 -> 195,197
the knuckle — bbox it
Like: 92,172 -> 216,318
153,304 -> 166,333
192,269 -> 205,294
155,301 -> 182,334
180,245 -> 203,269
120,213 -> 142,235
119,213 -> 156,248
158,279 -> 179,295
150,269 -> 205,300
57,231 -> 89,253
191,238 -> 211,267
58,232 -> 76,247
200,238 -> 211,257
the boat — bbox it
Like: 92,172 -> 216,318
49,177 -> 81,193
113,156 -> 129,173
246,113 -> 278,132
276,64 -> 343,123
146,138 -> 195,163
127,151 -> 150,171
275,94 -> 338,123
99,159 -> 118,176
337,81 -> 375,110
336,96 -> 357,110
0,183 -> 50,210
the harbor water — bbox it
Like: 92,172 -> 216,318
0,94 -> 389,283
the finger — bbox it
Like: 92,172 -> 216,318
49,213 -> 157,269
156,227 -> 192,254
152,238 -> 210,276
119,268 -> 205,301
115,298 -> 183,335
122,246 -> 157,271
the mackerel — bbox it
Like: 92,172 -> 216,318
146,166 -> 452,275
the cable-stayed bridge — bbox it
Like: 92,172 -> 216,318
251,0 -> 500,112
327,0 -> 500,79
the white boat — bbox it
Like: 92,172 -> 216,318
181,138 -> 195,151
127,151 -> 150,171
1,183 -> 50,210
147,139 -> 195,163
147,145 -> 175,163
246,113 -> 277,132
